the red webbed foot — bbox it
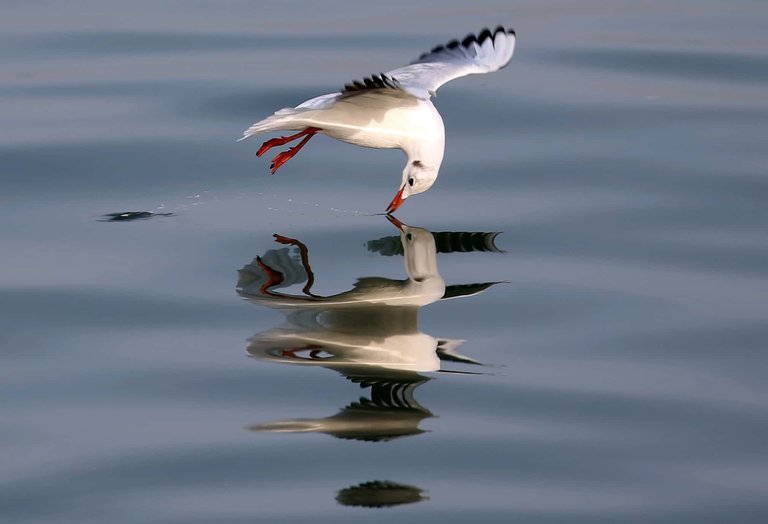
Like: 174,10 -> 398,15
256,127 -> 320,174
268,129 -> 318,174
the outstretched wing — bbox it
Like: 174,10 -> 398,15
242,25 -> 517,141
386,26 -> 516,98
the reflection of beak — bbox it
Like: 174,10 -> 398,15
386,214 -> 406,232
385,185 -> 406,214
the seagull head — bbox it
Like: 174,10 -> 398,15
386,159 -> 440,214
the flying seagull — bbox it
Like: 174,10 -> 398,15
240,26 -> 516,213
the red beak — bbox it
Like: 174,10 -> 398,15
385,185 -> 406,214
386,214 -> 405,231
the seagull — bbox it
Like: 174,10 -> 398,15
240,26 -> 516,213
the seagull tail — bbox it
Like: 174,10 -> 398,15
239,93 -> 338,142
238,112 -> 303,142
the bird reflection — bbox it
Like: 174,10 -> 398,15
238,216 -> 502,442
336,480 -> 428,508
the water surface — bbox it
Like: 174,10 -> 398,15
2,1 -> 768,522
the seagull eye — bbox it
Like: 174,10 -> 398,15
406,233 -> 413,241
408,177 -> 414,186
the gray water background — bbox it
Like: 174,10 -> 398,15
2,1 -> 768,522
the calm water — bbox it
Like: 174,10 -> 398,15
2,1 -> 768,522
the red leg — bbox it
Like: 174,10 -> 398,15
257,127 -> 320,157
269,129 -> 318,174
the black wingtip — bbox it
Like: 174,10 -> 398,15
461,33 -> 478,47
478,28 -> 493,44
467,26 -> 514,49
416,25 -> 515,61
341,73 -> 401,95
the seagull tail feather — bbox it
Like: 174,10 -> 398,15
239,93 -> 338,142
238,111 -> 305,142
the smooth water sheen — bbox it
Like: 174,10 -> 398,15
2,1 -> 768,522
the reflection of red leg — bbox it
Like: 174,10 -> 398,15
269,129 -> 318,174
255,256 -> 284,296
273,234 -> 319,297
280,344 -> 323,358
256,127 -> 319,157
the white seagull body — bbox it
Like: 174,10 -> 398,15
240,26 -> 516,213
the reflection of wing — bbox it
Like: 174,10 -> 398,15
345,371 -> 430,410
249,405 -> 431,442
237,247 -> 307,294
250,372 -> 433,442
442,282 -> 502,300
433,231 -> 504,254
366,235 -> 404,257
437,339 -> 483,366
368,231 -> 503,256
336,480 -> 428,508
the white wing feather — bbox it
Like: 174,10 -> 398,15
240,26 -> 515,140
387,26 -> 516,98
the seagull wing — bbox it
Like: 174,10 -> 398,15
386,26 -> 516,99
241,26 -> 516,141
